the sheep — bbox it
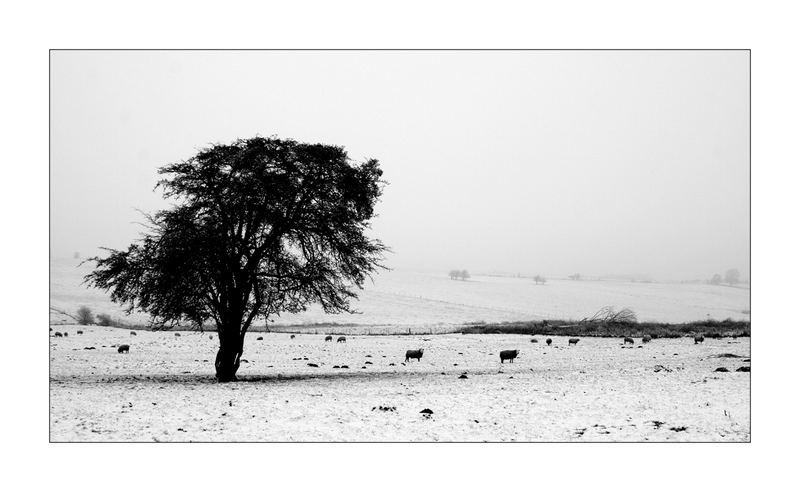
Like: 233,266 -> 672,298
118,344 -> 130,353
64,332 -> 69,337
130,331 -> 137,336
405,349 -> 424,362
77,330 -> 84,335
325,335 -> 333,342
546,338 -> 552,346
290,334 -> 296,339
530,338 -> 538,343
568,338 -> 579,346
623,337 -> 634,345
694,335 -> 705,344
54,332 -> 63,337
642,335 -> 652,343
174,333 -> 181,337
256,336 -> 263,341
499,349 -> 519,363
337,336 -> 346,343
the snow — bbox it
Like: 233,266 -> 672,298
51,257 -> 750,329
50,326 -> 750,441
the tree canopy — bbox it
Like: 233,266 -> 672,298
85,136 -> 387,381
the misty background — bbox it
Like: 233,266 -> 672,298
50,50 -> 749,281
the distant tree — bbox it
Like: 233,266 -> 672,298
709,273 -> 722,285
533,275 -> 547,285
459,270 -> 470,281
76,306 -> 94,325
725,268 -> 740,285
85,136 -> 387,382
448,269 -> 460,280
569,273 -> 581,281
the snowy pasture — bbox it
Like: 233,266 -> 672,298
50,326 -> 750,441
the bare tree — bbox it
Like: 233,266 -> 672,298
586,306 -> 637,324
76,306 -> 94,325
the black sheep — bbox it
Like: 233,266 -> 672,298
499,349 -> 519,363
405,349 -> 424,362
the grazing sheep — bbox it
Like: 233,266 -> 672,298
49,328 -> 53,332
405,349 -> 424,362
623,337 -> 634,345
290,334 -> 296,339
54,332 -> 63,337
568,338 -> 579,346
77,330 -> 84,335
694,335 -> 705,344
337,336 -> 346,343
118,344 -> 130,353
546,338 -> 552,346
256,336 -> 263,340
130,331 -> 137,336
325,335 -> 333,342
174,333 -> 181,337
64,332 -> 69,337
642,335 -> 652,343
530,338 -> 538,343
499,349 -> 519,363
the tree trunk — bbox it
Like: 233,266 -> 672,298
215,327 -> 243,382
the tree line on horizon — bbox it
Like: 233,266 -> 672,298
708,268 -> 745,286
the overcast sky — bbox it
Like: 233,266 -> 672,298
50,50 -> 749,280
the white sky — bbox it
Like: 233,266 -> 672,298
50,50 -> 749,280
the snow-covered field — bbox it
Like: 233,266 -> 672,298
50,326 -> 750,441
51,257 -> 750,329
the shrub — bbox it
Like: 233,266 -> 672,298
96,313 -> 113,326
76,306 -> 94,325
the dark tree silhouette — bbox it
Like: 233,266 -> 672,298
85,137 -> 387,381
709,273 -> 722,285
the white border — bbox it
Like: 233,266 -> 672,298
4,1 -> 798,490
